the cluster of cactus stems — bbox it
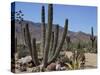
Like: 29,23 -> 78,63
24,24 -> 39,66
22,4 -> 68,68
90,27 -> 95,48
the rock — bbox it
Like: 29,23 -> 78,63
17,56 -> 32,64
15,53 -> 18,61
56,64 -> 61,71
15,69 -> 21,73
20,63 -> 27,71
60,66 -> 66,70
47,63 -> 56,71
26,68 -> 33,72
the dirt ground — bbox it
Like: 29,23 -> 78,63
65,51 -> 97,69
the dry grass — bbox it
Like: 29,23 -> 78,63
65,51 -> 97,69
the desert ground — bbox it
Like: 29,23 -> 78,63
65,51 -> 97,69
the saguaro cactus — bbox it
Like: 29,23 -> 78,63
52,25 -> 59,56
23,4 -> 69,68
90,27 -> 95,48
43,4 -> 53,68
48,32 -> 54,58
32,38 -> 39,65
24,24 -> 39,66
41,6 -> 46,55
48,19 -> 68,64
66,36 -> 71,51
41,4 -> 68,67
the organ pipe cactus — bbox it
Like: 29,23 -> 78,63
43,4 -> 53,68
90,27 -> 95,48
66,36 -> 71,51
24,24 -> 39,66
41,6 -> 46,55
24,4 -> 68,68
48,25 -> 59,61
48,32 -> 54,58
52,25 -> 59,56
32,38 -> 40,65
48,19 -> 68,64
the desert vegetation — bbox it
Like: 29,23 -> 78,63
11,4 -> 97,73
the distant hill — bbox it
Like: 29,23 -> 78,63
14,20 -> 96,44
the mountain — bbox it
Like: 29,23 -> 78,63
14,20 -> 96,44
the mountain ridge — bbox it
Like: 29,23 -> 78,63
14,20 -> 96,44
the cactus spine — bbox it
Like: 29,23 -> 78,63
90,27 -> 95,48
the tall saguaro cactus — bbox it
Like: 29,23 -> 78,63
48,32 -> 54,58
23,4 -> 68,68
43,4 -> 53,68
32,38 -> 39,65
48,19 -> 68,64
51,25 -> 59,56
41,4 -> 68,67
90,27 -> 95,48
24,24 -> 39,66
41,6 -> 46,55
66,36 -> 71,51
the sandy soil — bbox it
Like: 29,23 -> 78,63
85,53 -> 97,68
65,51 -> 97,69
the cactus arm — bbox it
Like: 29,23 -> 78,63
25,24 -> 33,57
43,4 -> 53,67
52,25 -> 59,55
23,28 -> 28,46
48,25 -> 59,60
25,24 -> 39,66
32,38 -> 39,66
41,6 -> 46,55
66,36 -> 71,51
48,19 -> 68,64
48,32 -> 54,59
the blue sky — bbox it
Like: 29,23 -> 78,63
14,2 -> 97,35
